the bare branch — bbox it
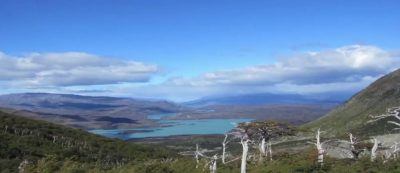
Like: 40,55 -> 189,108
369,107 -> 400,124
225,157 -> 241,164
388,121 -> 400,127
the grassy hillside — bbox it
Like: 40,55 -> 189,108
3,109 -> 400,173
303,68 -> 400,136
0,110 -> 175,173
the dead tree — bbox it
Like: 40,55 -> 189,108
309,128 -> 325,166
267,140 -> 272,161
238,121 -> 296,162
195,144 -> 200,168
194,144 -> 219,173
18,160 -> 29,173
221,133 -> 236,164
368,106 -> 400,130
210,155 -> 217,173
382,142 -> 400,163
349,133 -> 355,150
240,135 -> 250,173
234,122 -> 252,173
390,142 -> 400,159
371,138 -> 379,162
259,136 -> 266,160
347,133 -> 364,159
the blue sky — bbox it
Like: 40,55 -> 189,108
0,0 -> 399,101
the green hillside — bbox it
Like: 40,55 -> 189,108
303,68 -> 400,136
0,110 -> 175,173
3,108 -> 400,173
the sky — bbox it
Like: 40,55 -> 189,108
0,0 -> 399,101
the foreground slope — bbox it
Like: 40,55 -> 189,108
0,110 -> 173,172
3,110 -> 400,173
304,68 -> 400,135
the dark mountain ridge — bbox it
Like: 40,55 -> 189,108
0,93 -> 181,129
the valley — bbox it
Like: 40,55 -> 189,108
2,68 -> 400,173
0,93 -> 337,140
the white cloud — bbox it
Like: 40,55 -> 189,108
0,52 -> 159,87
114,45 -> 399,101
1,45 -> 398,102
166,45 -> 397,87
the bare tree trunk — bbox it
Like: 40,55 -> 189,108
393,142 -> 399,159
268,140 -> 272,161
18,160 -> 28,173
315,129 -> 324,166
241,138 -> 249,173
210,155 -> 217,173
371,138 -> 378,162
259,137 -> 266,161
349,133 -> 355,150
195,144 -> 199,168
53,136 -> 57,144
222,134 -> 228,164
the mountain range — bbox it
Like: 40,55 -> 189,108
0,93 -> 181,129
184,93 -> 345,107
0,92 -> 338,129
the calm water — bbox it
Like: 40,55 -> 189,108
89,118 -> 252,139
147,113 -> 177,120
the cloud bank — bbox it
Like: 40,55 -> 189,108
0,52 -> 159,87
116,45 -> 399,101
0,45 -> 398,101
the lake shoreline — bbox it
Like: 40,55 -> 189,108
89,118 -> 252,139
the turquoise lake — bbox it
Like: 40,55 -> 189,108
89,118 -> 252,139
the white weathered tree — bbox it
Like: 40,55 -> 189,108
369,106 -> 400,130
268,140 -> 272,161
18,160 -> 29,173
371,138 -> 379,162
390,142 -> 400,159
239,121 -> 296,162
195,144 -> 200,168
349,133 -> 355,151
309,128 -> 325,166
209,155 -> 218,173
221,133 -> 235,164
194,144 -> 220,173
235,121 -> 296,172
381,142 -> 400,163
346,133 -> 364,159
240,135 -> 250,173
259,136 -> 266,160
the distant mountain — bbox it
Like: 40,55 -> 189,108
0,93 -> 181,129
0,92 -> 337,130
304,68 -> 400,136
171,104 -> 335,125
184,93 -> 345,107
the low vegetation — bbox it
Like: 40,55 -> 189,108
0,110 -> 174,173
3,105 -> 400,172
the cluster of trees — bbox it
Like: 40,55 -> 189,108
306,106 -> 400,168
368,106 -> 400,162
191,106 -> 400,173
193,121 -> 296,173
